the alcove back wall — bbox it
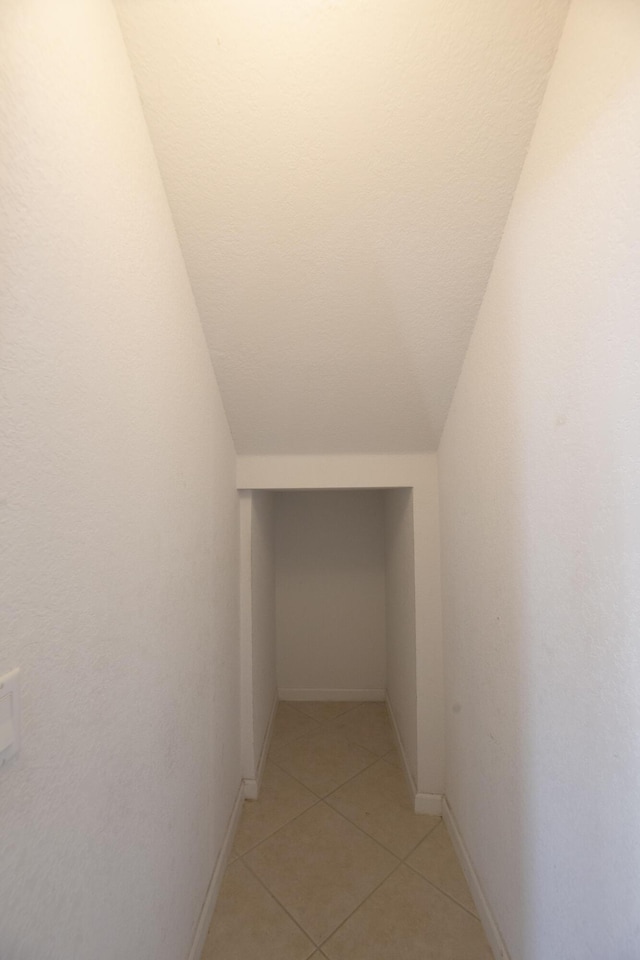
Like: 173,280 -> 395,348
275,490 -> 386,700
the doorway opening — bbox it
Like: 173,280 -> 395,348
240,487 -> 419,808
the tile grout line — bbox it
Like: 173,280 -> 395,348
402,856 -> 482,922
242,801 -> 400,952
242,755 -> 414,865
316,859 -> 408,951
318,855 -> 483,953
398,816 -> 442,860
239,820 -> 478,955
241,854 -> 324,953
239,795 -> 324,859
238,783 -> 471,932
316,792 -> 444,873
317,797 -> 404,864
319,796 -> 409,862
227,710 -> 478,954
268,739 -> 385,800
271,748 -> 383,802
275,704 -> 391,752
266,756 -> 327,798
237,778 -> 395,866
270,721 -> 324,753
233,792 -> 322,858
267,714 -> 440,860
316,763 -> 442,862
243,716 -> 406,951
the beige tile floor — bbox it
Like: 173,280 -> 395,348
202,701 -> 492,960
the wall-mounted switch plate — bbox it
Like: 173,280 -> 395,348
0,669 -> 21,766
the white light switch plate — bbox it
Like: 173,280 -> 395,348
0,669 -> 21,766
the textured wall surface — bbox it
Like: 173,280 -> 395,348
0,3 -> 240,958
384,489 -> 417,784
238,454 -> 444,796
275,490 -> 386,697
250,492 -> 277,764
115,0 -> 569,454
439,1 -> 640,957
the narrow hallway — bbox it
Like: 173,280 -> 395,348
204,701 -> 491,959
4,3 -> 639,958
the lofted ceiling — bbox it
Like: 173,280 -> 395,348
116,0 -> 569,454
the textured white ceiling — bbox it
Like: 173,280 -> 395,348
116,0 -> 569,454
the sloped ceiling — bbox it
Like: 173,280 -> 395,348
116,0 -> 569,454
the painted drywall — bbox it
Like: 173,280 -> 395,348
239,492 -> 255,784
250,492 -> 277,765
238,455 -> 444,799
0,4 -> 239,959
239,491 -> 277,795
275,490 -> 386,699
116,0 -> 569,454
384,489 -> 417,786
438,2 -> 640,957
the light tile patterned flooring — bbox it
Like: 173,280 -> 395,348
203,701 -> 492,959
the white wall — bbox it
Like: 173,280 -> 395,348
239,493 -> 254,783
251,493 -> 277,774
438,2 -> 640,957
275,490 -> 386,700
239,491 -> 277,796
384,489 -> 417,786
251,492 -> 277,762
238,454 -> 444,803
116,0 -> 569,456
0,4 -> 239,959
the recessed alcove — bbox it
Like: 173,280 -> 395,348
237,454 -> 443,815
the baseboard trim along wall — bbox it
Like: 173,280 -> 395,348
442,798 -> 511,960
244,692 -> 278,801
186,780 -> 245,960
279,688 -> 386,701
385,694 -> 417,797
414,791 -> 443,816
385,696 -> 442,816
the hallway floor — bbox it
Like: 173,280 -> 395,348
203,701 -> 492,959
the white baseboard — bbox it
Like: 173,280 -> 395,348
279,688 -> 385,702
385,696 -> 442,816
244,692 -> 278,800
186,781 -> 244,960
414,792 -> 443,816
442,798 -> 511,960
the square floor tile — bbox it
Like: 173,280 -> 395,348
326,759 -> 440,858
270,704 -> 322,753
406,820 -> 478,915
327,702 -> 395,756
322,864 -> 492,960
245,802 -> 398,944
233,762 -> 318,856
202,859 -> 314,960
271,728 -> 378,797
286,701 -> 361,723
